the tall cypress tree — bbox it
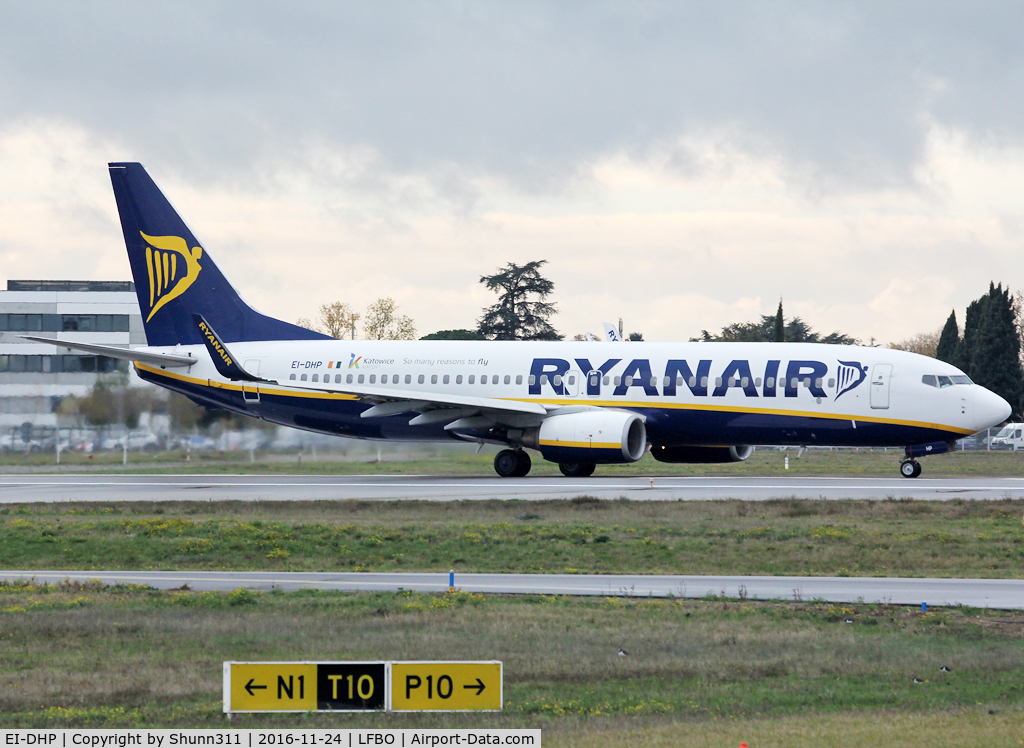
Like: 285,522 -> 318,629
960,283 -> 1023,414
773,300 -> 785,342
935,310 -> 960,364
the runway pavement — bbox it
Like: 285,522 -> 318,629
3,569 -> 1022,609
1,473 -> 1023,502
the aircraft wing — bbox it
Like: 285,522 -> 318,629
283,380 -> 549,430
19,335 -> 197,368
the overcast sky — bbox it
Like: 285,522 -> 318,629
1,1 -> 1023,343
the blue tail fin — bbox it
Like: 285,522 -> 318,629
108,162 -> 330,346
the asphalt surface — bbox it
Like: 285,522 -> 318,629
4,569 -> 1022,609
1,474 -> 1024,502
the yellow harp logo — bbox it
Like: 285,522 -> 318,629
141,232 -> 203,323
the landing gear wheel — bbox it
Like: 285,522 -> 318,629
513,450 -> 532,477
559,461 -> 596,478
494,449 -> 520,477
900,459 -> 922,479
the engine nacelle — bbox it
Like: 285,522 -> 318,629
523,409 -> 647,464
650,445 -> 754,463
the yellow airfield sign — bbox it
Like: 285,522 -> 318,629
224,661 -> 500,713
391,661 -> 503,712
224,662 -> 386,713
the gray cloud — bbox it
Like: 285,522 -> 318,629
1,1 -> 1023,196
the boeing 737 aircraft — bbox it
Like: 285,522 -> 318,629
24,163 -> 1012,478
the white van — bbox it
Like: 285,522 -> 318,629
989,423 -> 1024,450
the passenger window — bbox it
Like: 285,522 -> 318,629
540,375 -> 547,385
431,374 -> 437,384
368,374 -> 375,383
312,374 -> 319,382
516,375 -> 522,385
335,374 -> 342,383
553,375 -> 562,386
457,375 -> 464,384
766,377 -> 775,388
418,374 -> 425,384
803,378 -> 810,388
481,375 -> 488,384
443,375 -> 450,384
715,377 -> 722,387
358,374 -> 365,384
827,378 -> 835,388
603,376 -> 610,385
741,377 -> 749,388
289,373 -> 296,380
754,378 -> 761,387
347,374 -> 353,384
814,377 -> 822,388
613,376 -> 621,386
469,375 -> 476,384
688,377 -> 696,388
675,376 -> 682,386
728,377 -> 736,387
380,374 -> 387,384
301,374 -> 307,381
405,374 -> 412,384
504,375 -> 511,385
791,378 -> 798,388
624,376 -> 633,386
650,377 -> 657,387
590,376 -> 598,387
700,376 -> 708,388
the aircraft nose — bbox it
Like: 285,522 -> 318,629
974,386 -> 1012,431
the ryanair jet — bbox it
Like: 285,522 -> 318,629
25,163 -> 1012,479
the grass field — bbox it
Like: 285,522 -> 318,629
2,497 -> 1022,578
0,580 -> 1022,744
2,450 -> 1023,743
2,444 -> 1024,477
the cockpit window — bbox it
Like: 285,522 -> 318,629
923,374 -> 972,388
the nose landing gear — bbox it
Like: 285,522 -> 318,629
900,459 -> 922,479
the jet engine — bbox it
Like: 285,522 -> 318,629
650,445 -> 754,463
523,409 -> 647,464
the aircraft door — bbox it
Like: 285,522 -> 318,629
586,369 -> 602,397
870,363 -> 892,409
243,359 -> 261,404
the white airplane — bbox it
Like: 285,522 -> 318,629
25,163 -> 1012,479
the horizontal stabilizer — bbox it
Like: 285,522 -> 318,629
19,335 -> 196,368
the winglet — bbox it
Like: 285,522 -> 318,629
193,314 -> 265,382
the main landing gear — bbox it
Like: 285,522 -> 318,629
558,461 -> 596,478
900,459 -> 922,479
494,449 -> 532,477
